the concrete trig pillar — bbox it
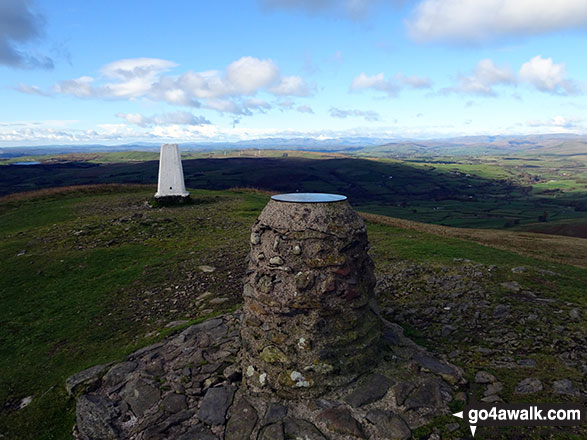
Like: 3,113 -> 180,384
155,144 -> 189,200
241,193 -> 381,398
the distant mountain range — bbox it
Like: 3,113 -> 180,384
1,133 -> 586,158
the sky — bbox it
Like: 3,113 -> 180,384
0,0 -> 586,146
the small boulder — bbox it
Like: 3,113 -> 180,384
474,371 -> 496,384
196,385 -> 236,426
283,417 -> 326,440
198,265 -> 216,273
344,373 -> 394,408
320,408 -> 366,438
366,409 -> 411,440
515,378 -> 543,394
552,379 -> 578,396
225,398 -> 258,440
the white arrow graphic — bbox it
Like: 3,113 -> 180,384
453,411 -> 477,437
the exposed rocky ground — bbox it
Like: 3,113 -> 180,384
69,258 -> 586,440
70,311 -> 469,440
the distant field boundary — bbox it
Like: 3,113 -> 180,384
361,211 -> 587,269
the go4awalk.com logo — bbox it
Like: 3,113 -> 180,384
453,402 -> 585,437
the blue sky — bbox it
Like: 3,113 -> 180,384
1,0 -> 586,146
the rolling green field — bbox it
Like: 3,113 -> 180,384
0,186 -> 585,439
1,151 -> 586,234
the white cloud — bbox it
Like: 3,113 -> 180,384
25,56 -> 310,115
116,111 -> 210,128
297,105 -> 314,113
395,72 -> 431,89
101,58 -> 176,80
329,107 -> 380,121
350,71 -> 431,96
15,82 -> 51,96
447,59 -> 516,96
277,99 -> 295,110
526,115 -> 581,129
269,75 -> 311,96
519,55 -> 579,95
54,76 -> 95,97
407,0 -> 587,44
225,56 -> 280,94
443,56 -> 581,96
351,72 -> 398,96
244,98 -> 272,111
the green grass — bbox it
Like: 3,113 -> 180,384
0,186 -> 269,439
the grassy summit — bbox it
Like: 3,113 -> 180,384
0,185 -> 585,439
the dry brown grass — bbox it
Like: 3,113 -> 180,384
227,186 -> 276,195
0,184 -> 154,204
361,211 -> 587,269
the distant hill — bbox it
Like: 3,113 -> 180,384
2,133 -> 586,158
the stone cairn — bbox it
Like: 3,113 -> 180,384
70,193 -> 465,440
241,193 -> 381,397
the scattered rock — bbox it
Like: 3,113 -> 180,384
552,379 -> 578,396
76,394 -> 119,440
283,417 -> 326,440
404,379 -> 444,410
196,385 -> 236,426
177,425 -> 218,440
511,266 -> 527,273
480,395 -> 502,403
18,396 -> 33,410
474,371 -> 496,384
69,312 -> 463,439
445,422 -> 460,432
493,304 -> 509,318
269,256 -> 284,266
101,361 -> 137,388
222,364 -> 241,383
66,363 -> 111,396
264,402 -> 288,425
517,359 -> 536,368
259,423 -> 285,440
120,378 -> 161,417
569,308 -> 580,320
392,382 -> 416,406
500,281 -> 521,293
484,382 -> 503,396
320,408 -> 366,438
17,250 -> 26,256
162,393 -> 187,413
366,409 -> 411,440
515,378 -> 543,394
413,352 -> 462,384
225,398 -> 258,440
165,320 -> 188,328
441,325 -> 456,337
344,373 -> 394,408
198,265 -> 216,273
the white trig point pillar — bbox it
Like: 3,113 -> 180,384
155,144 -> 190,201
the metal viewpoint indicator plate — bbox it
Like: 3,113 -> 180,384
271,193 -> 347,203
